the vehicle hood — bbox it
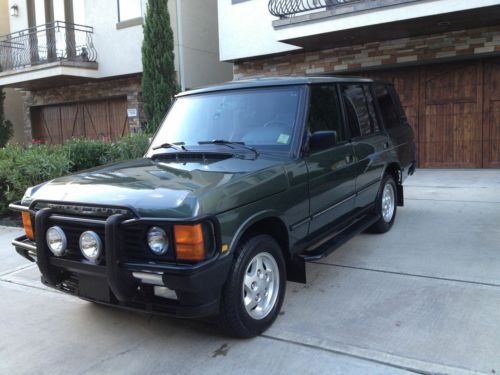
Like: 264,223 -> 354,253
24,155 -> 289,218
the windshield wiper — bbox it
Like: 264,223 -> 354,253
152,142 -> 187,151
198,139 -> 259,157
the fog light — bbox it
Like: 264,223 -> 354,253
79,231 -> 102,262
147,226 -> 168,255
46,226 -> 67,256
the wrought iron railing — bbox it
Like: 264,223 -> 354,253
0,21 -> 97,72
268,0 -> 360,18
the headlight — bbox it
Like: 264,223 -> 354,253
79,231 -> 103,262
147,226 -> 169,255
46,226 -> 67,256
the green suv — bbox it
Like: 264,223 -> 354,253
10,77 -> 416,337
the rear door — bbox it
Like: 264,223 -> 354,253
305,84 -> 358,234
339,83 -> 389,210
373,83 -> 415,171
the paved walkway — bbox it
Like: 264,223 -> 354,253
1,169 -> 499,374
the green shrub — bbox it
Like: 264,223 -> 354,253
100,133 -> 150,165
0,134 -> 151,215
62,138 -> 112,172
142,0 -> 177,133
0,119 -> 13,148
0,144 -> 72,213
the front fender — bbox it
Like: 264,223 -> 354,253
230,209 -> 285,254
217,207 -> 286,255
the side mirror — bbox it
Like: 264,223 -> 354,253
309,130 -> 337,152
148,137 -> 153,145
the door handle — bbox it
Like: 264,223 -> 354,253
345,155 -> 354,164
383,142 -> 389,149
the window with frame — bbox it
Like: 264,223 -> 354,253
340,84 -> 379,138
307,84 -> 346,143
363,86 -> 380,133
118,0 -> 142,22
373,84 -> 401,130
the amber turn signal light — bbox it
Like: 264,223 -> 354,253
174,224 -> 205,261
22,211 -> 34,240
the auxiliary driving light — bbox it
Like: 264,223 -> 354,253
79,231 -> 102,262
147,226 -> 169,255
46,226 -> 67,256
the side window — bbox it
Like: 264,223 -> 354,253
307,84 -> 346,142
363,85 -> 380,133
373,84 -> 401,130
340,84 -> 371,137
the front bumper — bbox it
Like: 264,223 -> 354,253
11,206 -> 232,318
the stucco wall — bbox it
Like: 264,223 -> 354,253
0,0 -> 10,35
4,0 -> 231,86
179,0 -> 233,89
83,0 -> 144,78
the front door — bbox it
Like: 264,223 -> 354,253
305,84 -> 357,234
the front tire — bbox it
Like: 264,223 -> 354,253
219,234 -> 286,338
369,175 -> 397,233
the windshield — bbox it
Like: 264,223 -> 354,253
147,86 -> 302,155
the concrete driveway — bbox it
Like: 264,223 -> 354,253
1,169 -> 499,375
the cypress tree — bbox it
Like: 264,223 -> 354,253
141,0 -> 177,134
0,88 -> 13,147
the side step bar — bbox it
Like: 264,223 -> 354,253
299,214 -> 379,261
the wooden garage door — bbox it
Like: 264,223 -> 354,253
32,98 -> 129,145
360,58 -> 500,168
484,59 -> 500,168
419,62 -> 483,168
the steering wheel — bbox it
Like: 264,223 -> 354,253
263,120 -> 289,128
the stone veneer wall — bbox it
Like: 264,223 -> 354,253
22,75 -> 144,143
234,26 -> 500,79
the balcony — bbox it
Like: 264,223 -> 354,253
269,0 -> 360,18
268,0 -> 418,19
267,0 -> 500,52
0,21 -> 99,89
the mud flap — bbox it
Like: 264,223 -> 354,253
397,184 -> 404,207
287,257 -> 306,284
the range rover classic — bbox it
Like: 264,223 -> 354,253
10,77 -> 416,337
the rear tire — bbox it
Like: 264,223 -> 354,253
369,175 -> 397,233
219,234 -> 286,338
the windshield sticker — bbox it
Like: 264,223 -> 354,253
277,133 -> 290,144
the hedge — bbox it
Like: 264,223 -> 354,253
0,133 -> 150,215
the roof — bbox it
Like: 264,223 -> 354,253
176,76 -> 375,97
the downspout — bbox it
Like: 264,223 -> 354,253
175,0 -> 185,91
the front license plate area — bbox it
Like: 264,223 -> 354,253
78,275 -> 111,302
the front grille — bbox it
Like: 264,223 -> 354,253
43,211 -> 177,264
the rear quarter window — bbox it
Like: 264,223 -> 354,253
373,84 -> 401,130
340,84 -> 380,138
